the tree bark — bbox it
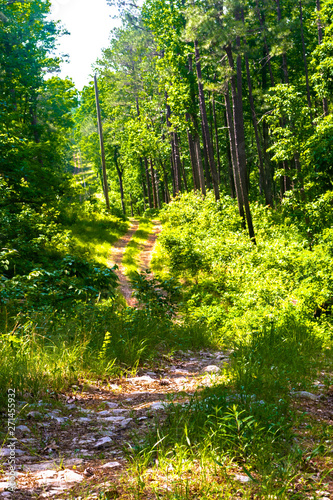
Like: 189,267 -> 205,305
194,40 -> 220,201
244,54 -> 273,206
150,158 -> 157,208
224,86 -> 245,222
225,43 -> 256,243
193,134 -> 206,196
94,75 -> 110,210
144,157 -> 153,208
114,148 -> 126,215
212,92 -> 221,184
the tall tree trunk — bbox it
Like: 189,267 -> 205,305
150,158 -> 157,208
316,0 -> 329,116
160,160 -> 171,203
194,40 -> 220,201
224,109 -> 236,198
225,43 -> 256,243
193,134 -> 206,195
224,86 -> 245,222
114,148 -> 126,215
144,157 -> 153,208
299,0 -> 312,117
212,91 -> 221,184
255,0 -> 275,87
94,75 -> 110,210
165,93 -> 180,193
244,54 -> 273,206
187,126 -> 200,190
201,124 -> 212,190
173,131 -> 182,192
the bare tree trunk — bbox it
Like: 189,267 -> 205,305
144,157 -> 153,208
255,0 -> 275,87
224,109 -> 236,198
225,43 -> 256,243
150,158 -> 157,208
224,86 -> 245,222
244,54 -> 273,206
212,92 -> 221,184
194,40 -> 220,201
94,75 -> 110,210
114,149 -> 126,216
187,126 -> 200,190
193,134 -> 206,196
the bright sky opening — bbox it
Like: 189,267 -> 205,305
49,0 -> 119,90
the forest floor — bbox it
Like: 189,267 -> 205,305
1,222 -> 333,499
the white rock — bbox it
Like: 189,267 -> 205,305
103,401 -> 118,408
0,448 -> 25,457
78,417 -> 92,423
292,391 -> 319,401
127,376 -> 154,383
233,473 -> 252,483
27,411 -> 42,418
101,461 -> 121,468
16,425 -> 30,433
150,402 -> 166,410
97,410 -> 111,416
204,365 -> 220,373
119,418 -> 133,428
94,437 -> 113,449
99,416 -> 126,423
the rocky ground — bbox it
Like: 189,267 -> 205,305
0,350 -> 230,499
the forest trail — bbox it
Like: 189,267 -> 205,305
0,221 -> 230,499
108,219 -> 162,306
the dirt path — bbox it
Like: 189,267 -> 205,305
108,218 -> 140,305
0,351 -> 229,499
138,220 -> 162,272
108,219 -> 162,306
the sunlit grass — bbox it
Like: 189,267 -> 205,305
69,212 -> 128,266
122,217 -> 153,276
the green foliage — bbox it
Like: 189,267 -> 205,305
154,192 -> 333,346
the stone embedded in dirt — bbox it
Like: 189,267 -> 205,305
203,365 -> 220,373
16,425 -> 30,433
145,371 -> 157,377
101,461 -> 121,468
233,473 -> 252,483
27,411 -> 42,418
127,375 -> 154,384
35,468 -> 84,486
94,437 -> 113,448
103,401 -> 118,408
119,418 -> 133,428
0,448 -> 26,457
78,417 -> 92,423
110,409 -> 128,414
292,391 -> 319,401
99,416 -> 127,423
97,410 -> 111,416
150,402 -> 166,410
